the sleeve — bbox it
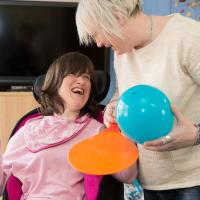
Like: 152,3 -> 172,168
183,26 -> 200,85
0,141 -> 12,195
111,161 -> 138,184
0,127 -> 25,195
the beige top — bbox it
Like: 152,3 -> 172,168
114,14 -> 200,190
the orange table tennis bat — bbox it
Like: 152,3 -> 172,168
68,123 -> 138,175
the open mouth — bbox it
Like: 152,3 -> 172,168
71,87 -> 84,95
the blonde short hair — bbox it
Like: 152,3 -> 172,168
76,0 -> 142,45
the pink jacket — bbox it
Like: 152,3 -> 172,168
0,115 -> 104,199
0,114 -> 137,199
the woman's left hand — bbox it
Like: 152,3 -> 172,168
143,104 -> 198,152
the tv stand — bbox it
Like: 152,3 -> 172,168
0,92 -> 39,152
10,85 -> 33,91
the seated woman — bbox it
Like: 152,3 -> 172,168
0,51 -> 137,200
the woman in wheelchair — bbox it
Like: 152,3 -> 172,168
0,51 -> 137,200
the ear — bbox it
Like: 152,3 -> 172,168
113,11 -> 126,26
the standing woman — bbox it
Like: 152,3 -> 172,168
76,0 -> 200,199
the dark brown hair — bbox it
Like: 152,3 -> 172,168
39,51 -> 100,117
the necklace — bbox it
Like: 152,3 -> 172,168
149,15 -> 153,41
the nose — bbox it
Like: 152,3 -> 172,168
76,76 -> 85,84
96,40 -> 103,48
95,36 -> 104,47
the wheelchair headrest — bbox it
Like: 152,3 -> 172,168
33,70 -> 110,103
95,70 -> 110,102
32,74 -> 45,103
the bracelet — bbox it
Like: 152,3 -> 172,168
194,123 -> 200,145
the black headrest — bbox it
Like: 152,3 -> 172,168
95,70 -> 110,102
32,74 -> 45,103
33,70 -> 110,103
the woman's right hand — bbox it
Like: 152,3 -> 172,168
103,100 -> 118,127
143,104 -> 198,151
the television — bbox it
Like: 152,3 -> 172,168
0,1 -> 110,91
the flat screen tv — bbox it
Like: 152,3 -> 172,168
0,1 -> 110,91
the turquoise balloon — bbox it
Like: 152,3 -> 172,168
116,85 -> 174,144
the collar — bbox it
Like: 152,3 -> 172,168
23,114 -> 91,153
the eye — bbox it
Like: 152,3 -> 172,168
82,74 -> 90,80
66,74 -> 76,78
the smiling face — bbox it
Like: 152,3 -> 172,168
58,72 -> 91,117
91,13 -> 137,55
76,0 -> 143,55
40,52 -> 97,118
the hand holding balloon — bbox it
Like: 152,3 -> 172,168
116,85 -> 174,144
143,104 -> 198,151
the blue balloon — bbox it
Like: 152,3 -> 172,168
116,85 -> 174,144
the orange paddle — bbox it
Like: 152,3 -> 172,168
68,123 -> 138,175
